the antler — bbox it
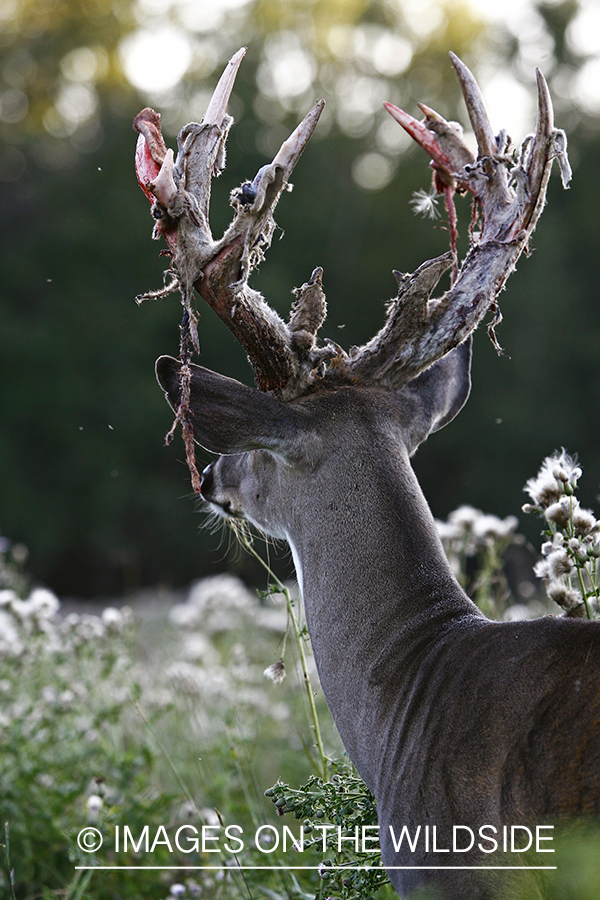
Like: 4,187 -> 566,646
134,47 -> 330,395
135,49 -> 571,398
337,56 -> 571,388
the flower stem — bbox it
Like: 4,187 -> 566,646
239,530 -> 329,780
576,564 -> 592,619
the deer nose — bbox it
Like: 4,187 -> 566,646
200,463 -> 215,499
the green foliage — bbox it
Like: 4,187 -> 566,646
0,589 -> 178,897
265,763 -> 395,900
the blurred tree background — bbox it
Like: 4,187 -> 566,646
1,0 -> 599,598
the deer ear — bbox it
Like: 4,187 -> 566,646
155,356 -> 302,456
399,337 -> 472,456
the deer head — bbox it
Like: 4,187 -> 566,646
134,52 -> 592,900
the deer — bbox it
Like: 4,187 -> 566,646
133,49 -> 600,899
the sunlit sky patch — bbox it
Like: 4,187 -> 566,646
120,26 -> 193,93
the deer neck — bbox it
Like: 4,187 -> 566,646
285,447 -> 482,787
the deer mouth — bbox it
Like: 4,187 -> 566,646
199,463 -> 241,520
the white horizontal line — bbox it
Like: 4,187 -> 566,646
75,865 -> 557,871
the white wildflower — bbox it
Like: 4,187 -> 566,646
435,519 -> 460,543
572,507 -> 597,536
0,589 -> 18,607
168,602 -> 201,629
473,514 -> 518,543
546,580 -> 582,610
535,548 -> 572,581
263,658 -> 286,684
177,800 -> 199,820
199,808 -> 221,827
181,633 -> 220,666
544,496 -> 573,528
29,588 -> 60,619
230,643 -> 248,667
169,885 -> 186,897
524,450 -> 581,508
59,689 -> 76,710
502,604 -> 534,622
0,610 -> 20,648
101,607 -> 124,631
524,463 -> 560,507
41,686 -> 57,705
170,575 -> 256,634
61,612 -> 81,631
75,614 -> 105,641
166,661 -> 212,696
36,773 -> 54,789
587,538 -> 600,559
269,701 -> 290,722
187,575 -> 254,615
87,794 -> 103,812
10,597 -> 34,620
448,506 -> 480,530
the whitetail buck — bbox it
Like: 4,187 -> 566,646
134,50 -> 600,899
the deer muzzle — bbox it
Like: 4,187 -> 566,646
200,463 -> 215,500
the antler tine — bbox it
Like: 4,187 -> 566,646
172,49 -> 248,231
203,47 -> 246,127
272,100 -> 325,179
522,69 -> 556,221
343,253 -> 455,386
449,51 -> 497,159
229,99 -> 326,223
535,66 -> 554,135
384,102 -> 454,173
